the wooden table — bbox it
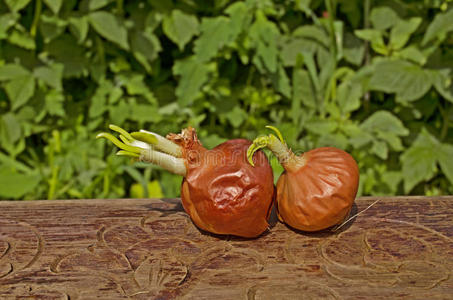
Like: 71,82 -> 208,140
0,196 -> 452,299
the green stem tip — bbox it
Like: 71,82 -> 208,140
247,125 -> 293,168
109,124 -> 134,142
116,150 -> 140,158
96,124 -> 152,158
96,132 -> 142,155
131,131 -> 158,145
265,125 -> 284,143
96,124 -> 186,176
247,136 -> 271,167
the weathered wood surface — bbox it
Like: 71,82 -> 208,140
0,196 -> 452,299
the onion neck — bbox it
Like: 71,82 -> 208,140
247,126 -> 306,173
266,135 -> 305,173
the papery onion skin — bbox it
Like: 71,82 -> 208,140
276,147 -> 359,232
169,129 -> 274,238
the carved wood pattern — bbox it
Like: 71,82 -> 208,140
0,196 -> 452,299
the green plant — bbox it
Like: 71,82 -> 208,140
0,0 -> 452,200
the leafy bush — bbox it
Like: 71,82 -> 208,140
0,0 -> 452,200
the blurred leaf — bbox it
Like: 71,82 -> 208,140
370,6 -> 398,30
271,65 -> 291,98
0,13 -> 18,39
279,123 -> 300,146
376,130 -> 404,151
249,10 -> 279,73
369,59 -> 432,101
40,14 -> 67,43
194,16 -> 234,62
381,171 -> 402,193
361,111 -> 409,136
343,32 -> 364,66
280,37 -> 318,67
422,8 -> 453,45
88,0 -> 113,11
344,123 -> 373,148
438,143 -> 453,185
371,140 -> 388,159
360,110 -> 409,157
89,11 -> 129,50
4,0 -> 31,12
0,113 -> 22,144
0,168 -> 40,199
401,128 -> 438,193
0,64 -> 29,80
109,57 -> 130,73
395,46 -> 426,65
130,104 -> 161,123
293,68 -> 316,109
89,80 -> 113,118
431,69 -> 453,102
162,10 -> 199,51
334,21 -> 344,61
160,172 -> 181,197
145,11 -> 163,32
225,1 -> 249,35
303,52 -> 321,94
130,180 -> 163,198
355,29 -> 387,55
120,74 -> 146,94
318,132 -> 349,149
0,151 -> 31,173
354,29 -> 382,44
109,101 -> 130,124
295,0 -> 312,12
8,29 -> 35,50
45,34 -> 88,77
68,16 -> 89,43
305,119 -> 337,135
337,78 -> 362,113
225,106 -> 247,128
131,31 -> 162,72
173,57 -> 210,107
33,64 -> 64,91
293,25 -> 329,47
45,90 -> 65,116
5,74 -> 35,111
389,17 -> 421,50
201,133 -> 227,149
117,73 -> 157,104
158,102 -> 179,115
44,0 -> 63,14
338,0 -> 361,28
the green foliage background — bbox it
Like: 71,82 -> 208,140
1,0 -> 453,200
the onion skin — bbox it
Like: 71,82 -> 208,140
169,129 -> 274,238
276,147 -> 359,232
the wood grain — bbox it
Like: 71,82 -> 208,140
0,196 -> 452,299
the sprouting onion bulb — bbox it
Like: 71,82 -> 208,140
97,125 -> 274,238
247,126 -> 359,232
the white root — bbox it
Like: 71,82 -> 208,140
266,135 -> 306,172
